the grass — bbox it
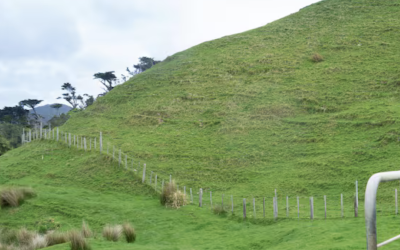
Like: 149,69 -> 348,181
160,181 -> 187,208
0,187 -> 35,208
3,0 -> 400,248
81,220 -> 92,238
69,231 -> 90,250
122,223 -> 136,243
102,225 -> 121,242
46,232 -> 68,246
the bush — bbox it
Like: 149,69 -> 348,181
160,181 -> 187,208
30,234 -> 48,249
102,225 -> 121,242
0,187 -> 36,208
69,231 -> 91,250
46,232 -> 68,246
81,221 -> 92,238
213,205 -> 227,215
311,53 -> 324,62
122,223 -> 136,243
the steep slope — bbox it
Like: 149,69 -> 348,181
62,0 -> 400,200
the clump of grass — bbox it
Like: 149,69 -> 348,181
213,205 -> 227,215
16,228 -> 34,246
160,181 -> 188,208
81,220 -> 92,238
0,229 -> 18,246
30,234 -> 47,249
102,225 -> 121,242
68,231 -> 91,250
311,53 -> 324,62
122,223 -> 136,243
0,187 -> 36,208
46,232 -> 68,246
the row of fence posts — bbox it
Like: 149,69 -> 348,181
21,128 -> 400,220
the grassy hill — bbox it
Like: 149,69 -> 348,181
62,0 -> 400,199
2,0 -> 400,248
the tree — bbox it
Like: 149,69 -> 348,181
0,105 -> 29,125
19,99 -> 43,121
93,71 -> 118,93
0,134 -> 11,156
50,103 -> 63,116
83,94 -> 95,107
131,57 -> 160,74
58,83 -> 84,109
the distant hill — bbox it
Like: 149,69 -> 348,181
30,104 -> 71,124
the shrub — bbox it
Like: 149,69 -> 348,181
160,181 -> 188,208
46,232 -> 68,246
0,187 -> 36,208
81,221 -> 92,238
311,53 -> 324,62
102,225 -> 121,242
68,231 -> 91,250
122,223 -> 136,243
213,205 -> 227,215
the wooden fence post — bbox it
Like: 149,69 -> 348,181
253,198 -> 256,218
162,180 -> 165,193
210,191 -> 213,209
56,128 -> 59,141
169,175 -> 172,183
273,197 -> 277,220
354,196 -> 358,218
184,186 -> 186,196
297,196 -> 300,218
341,193 -> 344,218
221,194 -> 224,208
231,195 -> 234,213
190,188 -> 193,203
199,188 -> 203,207
81,137 -> 83,149
73,135 -> 75,147
84,138 -> 87,151
324,195 -> 327,219
275,189 -> 278,215
286,196 -> 289,217
155,175 -> 158,191
99,132 -> 102,153
310,197 -> 314,220
150,171 -> 153,184
142,164 -> 146,183
243,198 -> 246,219
396,189 -> 398,215
263,197 -> 266,218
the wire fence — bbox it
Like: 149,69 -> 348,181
21,126 -> 400,221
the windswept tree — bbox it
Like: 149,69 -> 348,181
19,99 -> 43,121
93,71 -> 118,93
83,94 -> 95,107
124,57 -> 160,80
50,103 -> 63,116
58,83 -> 83,109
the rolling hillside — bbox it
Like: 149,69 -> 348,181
62,0 -> 400,199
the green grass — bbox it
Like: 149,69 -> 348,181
3,0 -> 400,248
1,141 -> 400,249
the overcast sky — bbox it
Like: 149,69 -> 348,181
0,0 -> 321,109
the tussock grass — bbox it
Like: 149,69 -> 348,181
102,225 -> 121,242
68,231 -> 91,250
81,220 -> 92,238
160,181 -> 187,208
122,223 -> 136,243
0,187 -> 35,208
213,205 -> 227,216
30,234 -> 47,250
311,53 -> 324,62
16,228 -> 34,246
46,231 -> 68,246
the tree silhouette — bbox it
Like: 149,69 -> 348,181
19,99 -> 43,121
93,71 -> 118,93
58,83 -> 83,109
50,103 -> 63,116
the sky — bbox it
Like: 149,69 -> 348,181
0,0 -> 321,109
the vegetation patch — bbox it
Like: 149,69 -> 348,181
0,187 -> 36,208
160,181 -> 188,208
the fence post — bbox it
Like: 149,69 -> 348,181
81,137 -> 83,149
65,133 -> 67,144
297,196 -> 300,218
396,189 -> 398,215
231,195 -> 234,213
150,171 -> 153,184
142,164 -> 146,183
107,144 -> 109,154
119,149 -> 121,167
74,135 -> 76,147
99,132 -> 102,153
355,180 -> 358,217
125,154 -> 128,169
69,133 -> 71,147
243,198 -> 246,219
94,137 -> 96,149
169,175 -> 172,183
221,194 -> 224,208
155,175 -> 158,191
341,193 -> 344,218
210,191 -> 213,209
57,128 -> 59,141
190,188 -> 193,203
199,188 -> 203,207
89,138 -> 91,150
275,189 -> 278,215
84,138 -> 87,151
286,196 -> 289,217
184,186 -> 186,196
324,195 -> 327,219
253,198 -> 256,218
273,197 -> 277,220
310,197 -> 314,220
263,197 -> 266,218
